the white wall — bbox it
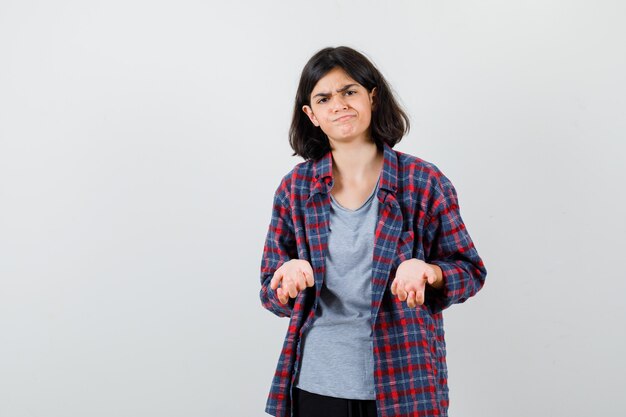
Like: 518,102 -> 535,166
1,1 -> 624,416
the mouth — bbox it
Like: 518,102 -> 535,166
334,114 -> 354,122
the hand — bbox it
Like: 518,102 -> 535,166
391,259 -> 442,308
269,259 -> 315,305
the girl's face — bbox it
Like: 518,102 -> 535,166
302,67 -> 376,146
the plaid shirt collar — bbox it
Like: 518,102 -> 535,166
309,141 -> 399,197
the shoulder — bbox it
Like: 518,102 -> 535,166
394,149 -> 453,190
393,149 -> 458,213
273,159 -> 316,201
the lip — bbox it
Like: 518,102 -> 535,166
334,114 -> 354,122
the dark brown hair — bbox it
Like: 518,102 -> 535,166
289,46 -> 410,160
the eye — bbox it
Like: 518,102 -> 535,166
344,90 -> 357,96
317,97 -> 328,104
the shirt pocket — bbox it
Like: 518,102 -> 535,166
374,302 -> 438,391
404,304 -> 439,387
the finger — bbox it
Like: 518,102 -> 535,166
270,269 -> 283,290
398,286 -> 407,302
301,261 -> 314,287
407,290 -> 416,308
304,269 -> 315,287
285,280 -> 298,298
296,270 -> 307,292
416,290 -> 424,306
390,279 -> 397,295
426,272 -> 435,285
426,270 -> 436,286
276,287 -> 287,304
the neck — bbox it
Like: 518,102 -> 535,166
329,139 -> 381,181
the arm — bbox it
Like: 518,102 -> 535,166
423,172 -> 487,315
259,177 -> 298,318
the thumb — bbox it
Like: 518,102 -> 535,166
270,269 -> 283,290
426,269 -> 436,285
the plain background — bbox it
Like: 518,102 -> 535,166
1,1 -> 625,416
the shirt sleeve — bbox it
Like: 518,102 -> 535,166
423,171 -> 487,315
259,176 -> 298,318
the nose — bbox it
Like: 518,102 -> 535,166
330,94 -> 348,111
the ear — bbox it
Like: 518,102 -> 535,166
302,105 -> 320,127
369,87 -> 377,110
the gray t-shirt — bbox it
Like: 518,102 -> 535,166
294,175 -> 380,400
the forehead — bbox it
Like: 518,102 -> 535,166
311,67 -> 361,94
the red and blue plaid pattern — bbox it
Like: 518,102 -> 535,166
260,142 -> 487,417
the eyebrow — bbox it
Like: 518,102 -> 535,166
313,83 -> 359,99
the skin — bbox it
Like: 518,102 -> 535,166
270,259 -> 315,305
271,67 -> 444,309
392,259 -> 443,308
301,67 -> 376,148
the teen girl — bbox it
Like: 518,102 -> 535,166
260,46 -> 487,417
